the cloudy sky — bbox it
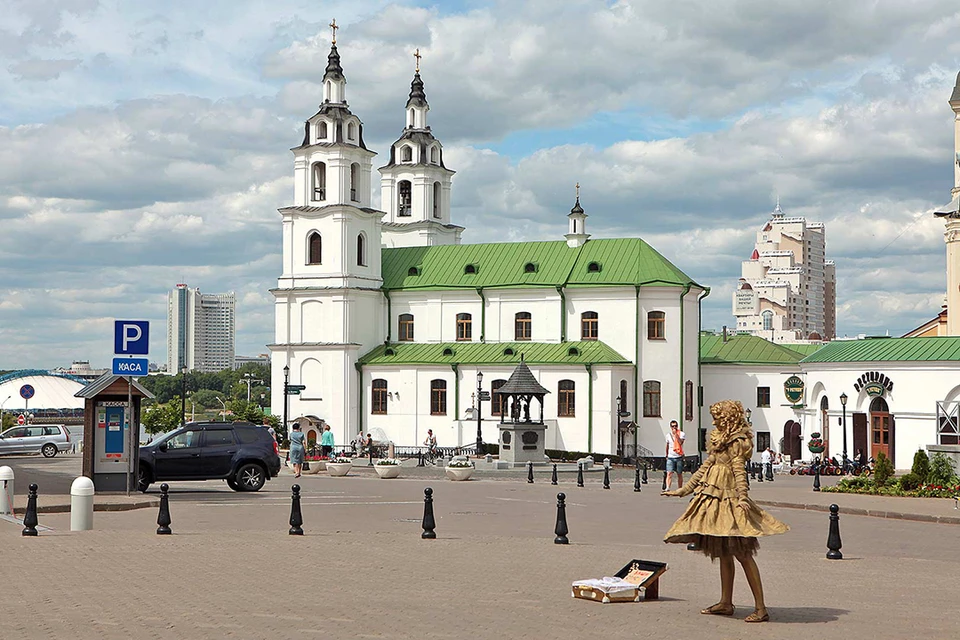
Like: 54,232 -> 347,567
2,0 -> 960,370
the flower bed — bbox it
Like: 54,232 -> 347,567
823,475 -> 960,499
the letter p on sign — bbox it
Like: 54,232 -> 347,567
114,320 -> 150,355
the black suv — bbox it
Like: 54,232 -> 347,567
138,421 -> 282,492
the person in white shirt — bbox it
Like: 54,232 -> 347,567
664,420 -> 686,490
760,448 -> 772,481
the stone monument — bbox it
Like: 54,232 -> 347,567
494,356 -> 550,467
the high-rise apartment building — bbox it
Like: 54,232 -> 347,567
732,202 -> 836,343
167,284 -> 236,373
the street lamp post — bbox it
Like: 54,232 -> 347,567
0,395 -> 10,428
840,392 -> 848,464
180,367 -> 188,426
283,365 -> 290,436
216,397 -> 227,422
476,371 -> 484,456
615,396 -> 631,459
243,372 -> 264,402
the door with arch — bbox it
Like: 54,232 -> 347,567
869,397 -> 894,463
783,420 -> 802,461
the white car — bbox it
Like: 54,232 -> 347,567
0,424 -> 72,457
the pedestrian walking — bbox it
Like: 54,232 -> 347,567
760,447 -> 772,481
321,424 -> 334,457
262,417 -> 277,442
664,420 -> 685,490
289,423 -> 306,478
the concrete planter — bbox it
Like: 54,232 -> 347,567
445,466 -> 475,481
302,460 -> 325,475
327,462 -> 352,477
375,464 -> 402,479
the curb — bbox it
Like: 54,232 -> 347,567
13,500 -> 160,516
755,499 -> 960,526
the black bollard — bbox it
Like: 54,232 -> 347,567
662,471 -> 667,492
634,466 -> 642,492
551,463 -> 558,485
602,465 -> 610,489
289,484 -> 304,535
418,450 -> 424,467
641,464 -> 648,484
577,463 -> 584,488
21,483 -> 39,537
157,483 -> 172,535
826,504 -> 843,560
813,461 -> 821,492
527,461 -> 534,484
554,492 -> 569,544
421,487 -> 436,539
687,541 -> 700,551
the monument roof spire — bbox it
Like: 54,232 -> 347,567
406,48 -> 428,110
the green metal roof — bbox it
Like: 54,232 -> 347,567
358,341 -> 631,366
800,337 -> 960,363
784,343 -> 827,356
380,239 -> 701,291
699,334 -> 807,365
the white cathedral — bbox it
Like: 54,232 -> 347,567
268,34 -> 706,458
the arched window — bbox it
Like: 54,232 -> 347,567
372,379 -> 388,415
581,311 -> 598,340
619,380 -> 628,414
870,396 -> 890,452
350,163 -> 359,202
762,310 -> 774,331
820,395 -> 830,453
456,313 -> 472,341
430,379 -> 447,415
408,108 -> 415,127
401,145 -> 413,162
357,233 -> 366,267
491,379 -> 507,416
558,380 -> 576,417
430,147 -> 439,164
642,380 -> 661,417
312,162 -> 326,201
317,121 -> 327,141
398,180 -> 412,216
515,312 -> 532,341
685,380 -> 694,421
432,181 -> 441,218
647,311 -> 665,340
307,232 -> 322,265
347,122 -> 357,141
398,313 -> 414,342
324,80 -> 332,100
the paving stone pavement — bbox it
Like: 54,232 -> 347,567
3,473 -> 959,640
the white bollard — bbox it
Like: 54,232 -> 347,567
0,466 -> 13,515
70,476 -> 95,531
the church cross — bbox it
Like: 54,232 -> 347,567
575,182 -> 580,199
330,18 -> 338,44
414,48 -> 422,73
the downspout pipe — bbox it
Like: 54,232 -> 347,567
696,287 -> 710,464
451,363 -> 460,440
679,283 -> 692,444
556,286 -> 567,342
634,284 -> 641,460
586,363 -> 594,452
355,362 -> 363,438
382,290 -> 392,343
477,287 -> 486,343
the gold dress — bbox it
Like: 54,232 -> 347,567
664,426 -> 789,559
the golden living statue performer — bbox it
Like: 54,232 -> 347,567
661,399 -> 789,623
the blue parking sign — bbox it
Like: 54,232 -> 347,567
114,320 -> 150,355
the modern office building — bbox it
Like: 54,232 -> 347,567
732,201 -> 835,343
167,284 -> 236,373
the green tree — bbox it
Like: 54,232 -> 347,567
190,389 -> 223,410
1,412 -> 16,430
927,453 -> 958,487
143,398 -> 185,435
873,451 -> 894,488
911,449 -> 930,483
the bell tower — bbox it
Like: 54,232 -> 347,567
934,71 -> 960,336
564,184 -> 590,248
379,49 -> 462,247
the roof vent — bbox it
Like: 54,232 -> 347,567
384,347 -> 396,356
524,262 -> 537,273
442,347 -> 454,356
464,264 -> 477,275
408,266 -> 420,276
587,261 -> 601,273
568,347 -> 580,356
503,347 -> 515,356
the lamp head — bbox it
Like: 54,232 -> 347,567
477,371 -> 483,384
840,392 -> 848,407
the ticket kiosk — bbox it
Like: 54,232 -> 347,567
75,373 -> 154,492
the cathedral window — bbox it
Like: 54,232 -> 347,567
430,379 -> 447,416
558,380 -> 575,417
307,232 -> 322,265
685,380 -> 694,421
347,122 -> 357,141
317,121 -> 327,141
587,261 -> 601,273
524,262 -> 537,273
456,313 -> 472,341
581,311 -> 598,340
312,162 -> 326,201
350,163 -> 360,202
430,146 -> 439,164
647,311 -> 665,340
643,381 -> 661,417
357,233 -> 366,267
620,380 -> 629,415
401,145 -> 413,163
514,312 -> 532,341
398,180 -> 412,216
398,314 -> 414,342
372,379 -> 388,415
491,379 -> 507,416
762,310 -> 774,331
464,264 -> 477,274
433,182 -> 441,218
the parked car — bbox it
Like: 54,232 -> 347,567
0,424 -> 71,457
137,421 -> 282,492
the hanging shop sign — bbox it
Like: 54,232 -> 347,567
854,372 -> 893,397
783,376 -> 805,404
